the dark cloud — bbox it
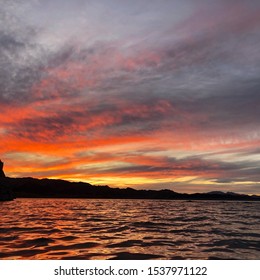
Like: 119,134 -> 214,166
4,77 -> 260,142
0,3 -> 46,104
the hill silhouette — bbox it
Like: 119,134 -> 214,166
0,176 -> 259,201
0,159 -> 259,201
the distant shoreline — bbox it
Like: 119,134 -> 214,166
11,197 -> 260,202
1,177 -> 259,201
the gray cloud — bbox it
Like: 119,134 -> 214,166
0,1 -> 47,103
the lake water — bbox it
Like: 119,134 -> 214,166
0,199 -> 259,260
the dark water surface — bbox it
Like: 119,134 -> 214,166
0,199 -> 259,259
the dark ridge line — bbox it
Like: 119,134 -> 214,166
0,177 -> 259,201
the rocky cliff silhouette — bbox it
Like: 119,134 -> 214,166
0,160 -> 15,201
0,160 -> 5,178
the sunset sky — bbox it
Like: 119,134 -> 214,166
0,0 -> 260,194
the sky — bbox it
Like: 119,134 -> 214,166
0,0 -> 260,194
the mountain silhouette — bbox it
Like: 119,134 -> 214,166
0,176 -> 259,201
0,160 -> 259,201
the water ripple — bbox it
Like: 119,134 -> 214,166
0,199 -> 259,259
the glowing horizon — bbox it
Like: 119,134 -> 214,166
0,0 -> 260,194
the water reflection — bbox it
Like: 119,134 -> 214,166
0,199 -> 259,259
